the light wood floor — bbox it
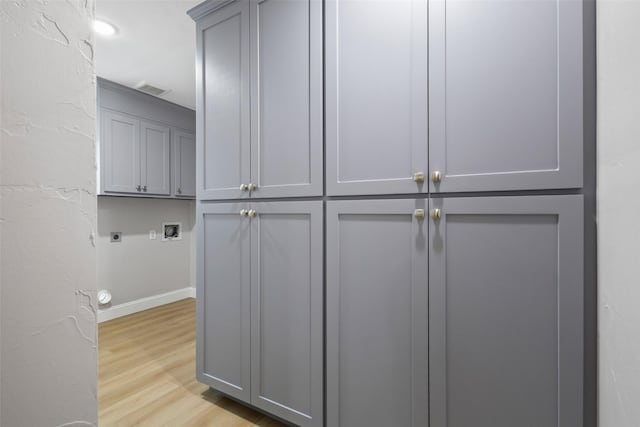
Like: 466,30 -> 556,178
99,298 -> 285,427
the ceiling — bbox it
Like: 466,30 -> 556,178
95,0 -> 200,110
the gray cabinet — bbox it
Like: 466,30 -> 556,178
173,130 -> 196,197
101,110 -> 140,194
249,0 -> 322,198
140,121 -> 171,195
428,195 -> 583,427
326,0 -> 584,195
195,0 -> 322,200
197,0 -> 251,200
97,79 -> 196,198
326,199 -> 429,427
197,202 -> 251,402
101,111 -> 171,196
197,200 -> 323,427
190,0 -> 593,425
325,0 -> 428,196
250,201 -> 323,427
428,0 -> 583,193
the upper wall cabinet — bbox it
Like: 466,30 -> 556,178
173,130 -> 196,197
102,110 -> 141,194
140,121 -> 171,196
428,0 -> 583,193
97,78 -> 196,199
101,112 -> 172,196
325,0 -> 429,196
195,0 -> 322,200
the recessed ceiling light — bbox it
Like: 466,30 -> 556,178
93,19 -> 117,37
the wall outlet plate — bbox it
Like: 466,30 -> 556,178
110,232 -> 122,243
149,230 -> 157,240
162,222 -> 182,241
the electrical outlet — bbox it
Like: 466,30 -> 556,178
149,230 -> 157,240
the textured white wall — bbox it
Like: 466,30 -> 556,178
0,0 -> 98,425
598,1 -> 640,426
97,197 -> 195,306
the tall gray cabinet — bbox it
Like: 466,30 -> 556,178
191,0 -> 324,426
190,0 -> 595,426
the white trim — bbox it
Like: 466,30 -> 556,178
98,287 -> 196,323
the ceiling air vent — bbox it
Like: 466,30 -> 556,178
135,81 -> 170,97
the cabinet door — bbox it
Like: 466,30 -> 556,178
197,202 -> 251,402
429,0 -> 583,192
327,199 -> 428,426
196,0 -> 251,200
173,130 -> 196,197
101,110 -> 140,194
248,0 -> 322,198
250,201 -> 323,427
429,195 -> 583,427
140,121 -> 171,195
326,0 -> 428,196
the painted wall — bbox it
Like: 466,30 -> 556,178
598,2 -> 640,426
97,197 -> 195,306
0,0 -> 98,425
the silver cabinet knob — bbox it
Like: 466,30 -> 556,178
413,172 -> 425,183
177,188 -> 182,194
240,209 -> 249,217
414,209 -> 425,220
240,184 -> 249,192
248,183 -> 257,191
430,208 -> 442,220
431,171 -> 442,183
248,209 -> 257,218
136,185 -> 142,192
143,185 -> 147,192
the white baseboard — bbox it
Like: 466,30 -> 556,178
98,287 -> 196,323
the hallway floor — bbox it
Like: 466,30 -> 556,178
99,298 -> 285,426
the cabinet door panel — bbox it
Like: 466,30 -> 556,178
327,199 -> 428,426
197,1 -> 250,199
429,195 -> 583,427
429,0 -> 583,192
141,121 -> 171,195
249,0 -> 322,198
197,202 -> 251,402
173,130 -> 196,197
326,0 -> 428,196
102,110 -> 140,194
250,201 -> 323,427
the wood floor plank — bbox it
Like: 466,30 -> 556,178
99,299 -> 285,427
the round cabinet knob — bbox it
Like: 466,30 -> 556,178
248,183 -> 257,191
414,209 -> 425,220
240,184 -> 249,192
143,185 -> 147,192
431,171 -> 442,183
136,185 -> 142,192
240,209 -> 249,217
430,208 -> 442,220
177,188 -> 182,194
248,209 -> 257,218
413,172 -> 425,183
